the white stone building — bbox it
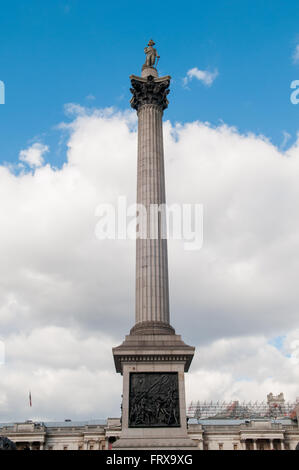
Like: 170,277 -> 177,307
1,413 -> 298,450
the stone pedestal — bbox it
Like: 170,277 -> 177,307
112,57 -> 195,449
113,329 -> 195,449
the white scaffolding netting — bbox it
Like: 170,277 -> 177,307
187,400 -> 298,420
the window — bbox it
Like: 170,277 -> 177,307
90,445 -> 94,450
218,443 -> 223,450
78,445 -> 83,450
63,446 -> 68,451
233,444 -> 238,450
48,446 -> 53,451
203,443 -> 209,451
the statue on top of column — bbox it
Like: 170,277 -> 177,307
143,39 -> 160,68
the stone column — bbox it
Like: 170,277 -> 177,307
112,46 -> 196,451
198,439 -> 204,450
136,104 -> 169,324
130,72 -> 174,335
253,439 -> 257,450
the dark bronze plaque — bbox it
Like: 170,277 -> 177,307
129,372 -> 180,428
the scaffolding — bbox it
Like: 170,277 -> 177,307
187,400 -> 298,420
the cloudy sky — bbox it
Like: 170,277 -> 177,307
0,1 -> 299,422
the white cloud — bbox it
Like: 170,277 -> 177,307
0,326 -> 121,422
19,142 -> 49,168
293,44 -> 299,64
183,67 -> 218,87
186,332 -> 299,404
0,105 -> 299,420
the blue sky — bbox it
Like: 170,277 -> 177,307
1,0 -> 299,167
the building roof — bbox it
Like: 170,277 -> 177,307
1,417 -> 295,430
43,419 -> 107,428
188,417 -> 295,426
0,419 -> 107,429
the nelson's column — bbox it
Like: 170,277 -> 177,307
113,40 -> 196,449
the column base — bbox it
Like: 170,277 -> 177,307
112,362 -> 197,451
113,328 -> 195,374
130,321 -> 175,336
112,331 -> 195,451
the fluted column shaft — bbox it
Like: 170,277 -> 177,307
135,103 -> 170,326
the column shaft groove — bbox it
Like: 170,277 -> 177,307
135,104 -> 170,326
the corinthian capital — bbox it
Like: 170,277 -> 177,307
130,75 -> 171,112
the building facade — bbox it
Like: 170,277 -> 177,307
1,415 -> 298,450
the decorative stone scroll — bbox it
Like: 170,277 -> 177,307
129,372 -> 180,428
130,76 -> 170,112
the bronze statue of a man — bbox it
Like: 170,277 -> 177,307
144,39 -> 160,68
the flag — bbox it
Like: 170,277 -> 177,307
29,391 -> 32,407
